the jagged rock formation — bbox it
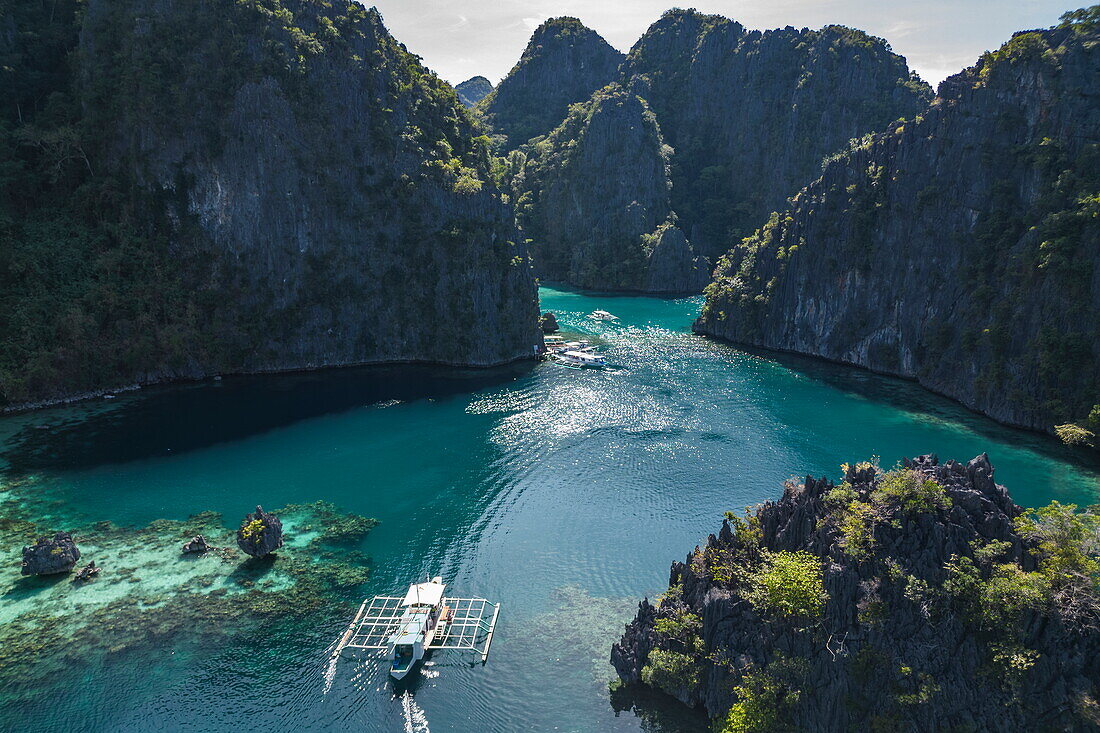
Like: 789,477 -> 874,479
515,83 -> 707,292
0,0 -> 540,409
181,536 -> 210,554
22,532 -> 81,575
476,18 -> 623,148
540,312 -> 559,333
236,505 -> 283,558
455,76 -> 492,108
613,454 -> 1100,731
695,16 -> 1100,439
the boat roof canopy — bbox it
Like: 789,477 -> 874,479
402,581 -> 445,607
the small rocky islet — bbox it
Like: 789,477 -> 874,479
612,453 -> 1100,730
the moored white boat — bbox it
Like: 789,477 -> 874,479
588,309 -> 618,321
334,578 -> 500,682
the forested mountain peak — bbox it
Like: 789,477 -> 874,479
475,17 -> 624,148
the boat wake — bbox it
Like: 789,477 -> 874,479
400,691 -> 431,733
321,648 -> 340,695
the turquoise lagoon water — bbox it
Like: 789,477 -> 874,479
1,285 -> 1098,732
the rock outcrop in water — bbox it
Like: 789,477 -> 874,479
455,76 -> 493,108
515,83 -> 707,292
21,532 -> 81,575
236,506 -> 284,558
475,18 -> 624,148
695,15 -> 1100,440
0,0 -> 540,409
182,536 -> 211,554
613,453 -> 1100,731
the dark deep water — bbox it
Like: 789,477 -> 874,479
1,286 -> 1097,732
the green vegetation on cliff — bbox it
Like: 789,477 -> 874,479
476,17 -> 624,149
0,0 -> 538,408
614,454 -> 1100,731
697,9 -> 1100,440
504,82 -> 707,291
618,9 -> 932,262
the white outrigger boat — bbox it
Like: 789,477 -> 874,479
588,309 -> 618,321
334,576 -> 500,681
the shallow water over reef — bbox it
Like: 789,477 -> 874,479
1,286 -> 1098,732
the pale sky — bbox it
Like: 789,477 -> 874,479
369,0 -> 1076,88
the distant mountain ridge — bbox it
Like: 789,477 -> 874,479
455,76 -> 492,107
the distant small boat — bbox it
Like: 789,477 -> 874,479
588,310 -> 618,321
553,350 -> 607,369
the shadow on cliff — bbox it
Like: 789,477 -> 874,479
735,343 -> 1100,471
1,362 -> 535,473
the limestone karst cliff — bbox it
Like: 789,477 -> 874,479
695,15 -> 1100,440
613,454 -> 1100,731
512,82 -> 708,292
488,10 -> 930,292
0,0 -> 540,407
621,10 -> 932,263
475,17 -> 624,149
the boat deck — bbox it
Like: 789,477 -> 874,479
336,595 -> 500,662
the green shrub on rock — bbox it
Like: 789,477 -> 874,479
744,550 -> 827,621
640,648 -> 702,697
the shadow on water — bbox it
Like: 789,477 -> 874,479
540,280 -> 699,301
609,682 -> 710,732
2,572 -> 70,599
227,554 -> 278,585
1,361 -> 535,473
730,342 -> 1100,472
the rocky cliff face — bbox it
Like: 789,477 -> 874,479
455,76 -> 492,108
613,454 -> 1100,731
489,9 -> 930,293
695,19 -> 1100,439
0,0 -> 540,407
475,18 -> 624,149
514,83 -> 707,292
621,10 -> 932,263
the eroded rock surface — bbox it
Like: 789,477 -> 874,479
21,532 -> 81,576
